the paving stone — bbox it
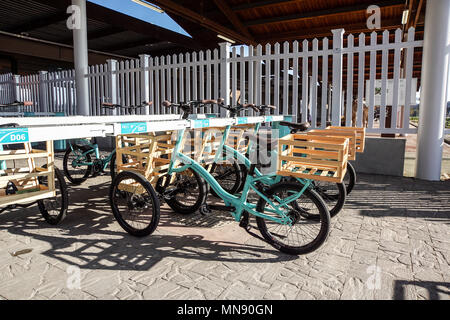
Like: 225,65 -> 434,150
0,163 -> 448,300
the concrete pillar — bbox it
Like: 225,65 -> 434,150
71,0 -> 90,115
415,0 -> 450,180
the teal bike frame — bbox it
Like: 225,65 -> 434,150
69,139 -> 115,171
167,127 -> 312,226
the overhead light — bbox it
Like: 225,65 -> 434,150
132,0 -> 164,13
401,9 -> 409,25
217,34 -> 236,44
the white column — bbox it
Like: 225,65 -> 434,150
415,0 -> 450,180
71,0 -> 90,115
140,54 -> 151,115
38,71 -> 48,113
107,59 -> 118,116
331,28 -> 344,126
13,75 -> 20,102
219,42 -> 231,117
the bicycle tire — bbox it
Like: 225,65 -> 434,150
110,171 -> 160,237
344,162 -> 356,195
210,160 -> 243,196
255,182 -> 330,255
164,167 -> 208,214
63,144 -> 93,184
38,167 -> 69,225
306,181 -> 346,218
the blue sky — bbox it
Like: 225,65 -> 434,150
88,0 -> 190,37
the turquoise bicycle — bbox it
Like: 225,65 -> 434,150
190,102 -> 347,218
109,101 -> 331,255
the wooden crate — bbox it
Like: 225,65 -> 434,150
115,132 -> 178,187
277,133 -> 349,183
0,141 -> 56,207
308,128 -> 357,160
327,126 -> 366,153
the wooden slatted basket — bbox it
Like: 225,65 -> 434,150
308,128 -> 357,160
115,132 -> 178,187
327,126 -> 366,153
0,141 -> 56,207
277,133 -> 349,183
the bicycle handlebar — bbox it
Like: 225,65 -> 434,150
101,101 -> 152,109
0,101 -> 33,108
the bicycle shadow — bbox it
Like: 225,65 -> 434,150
0,182 -> 297,271
394,280 -> 450,300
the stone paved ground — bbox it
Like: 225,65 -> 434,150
0,157 -> 449,300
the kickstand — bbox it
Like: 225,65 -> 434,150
239,212 -> 267,243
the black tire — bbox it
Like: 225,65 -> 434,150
210,160 -> 243,196
236,164 -> 248,193
309,181 -> 346,218
38,167 -> 69,225
165,167 -> 208,214
63,144 -> 93,184
344,162 -> 356,195
110,152 -> 117,181
110,171 -> 160,237
255,182 -> 330,255
110,152 -> 132,181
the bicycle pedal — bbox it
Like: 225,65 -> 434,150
5,181 -> 18,195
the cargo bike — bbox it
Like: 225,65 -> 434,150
0,101 -> 68,225
109,100 -> 357,255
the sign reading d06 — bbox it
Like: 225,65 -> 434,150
0,128 -> 29,144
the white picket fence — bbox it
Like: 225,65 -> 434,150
1,27 -> 444,134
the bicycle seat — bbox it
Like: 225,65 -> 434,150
279,121 -> 310,132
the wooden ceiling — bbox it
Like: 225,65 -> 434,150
151,0 -> 426,47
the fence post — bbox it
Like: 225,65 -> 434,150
107,59 -> 118,116
331,28 -> 344,126
38,71 -> 49,113
13,75 -> 20,102
219,42 -> 231,117
139,54 -> 151,115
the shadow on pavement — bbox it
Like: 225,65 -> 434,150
394,280 -> 450,300
344,174 -> 450,223
0,181 -> 297,271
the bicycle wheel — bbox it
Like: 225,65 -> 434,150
255,182 -> 330,255
307,181 -> 346,218
344,162 -> 356,195
110,171 -> 160,237
109,152 -> 129,181
236,164 -> 248,193
38,167 -> 69,225
210,159 -> 243,196
63,144 -> 93,184
164,167 -> 208,214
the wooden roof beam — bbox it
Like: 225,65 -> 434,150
99,38 -> 165,52
244,0 -> 405,27
151,0 -> 256,45
254,19 -> 416,43
232,0 -> 300,12
7,11 -> 67,33
213,0 -> 255,42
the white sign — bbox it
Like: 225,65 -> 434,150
365,78 -> 417,106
